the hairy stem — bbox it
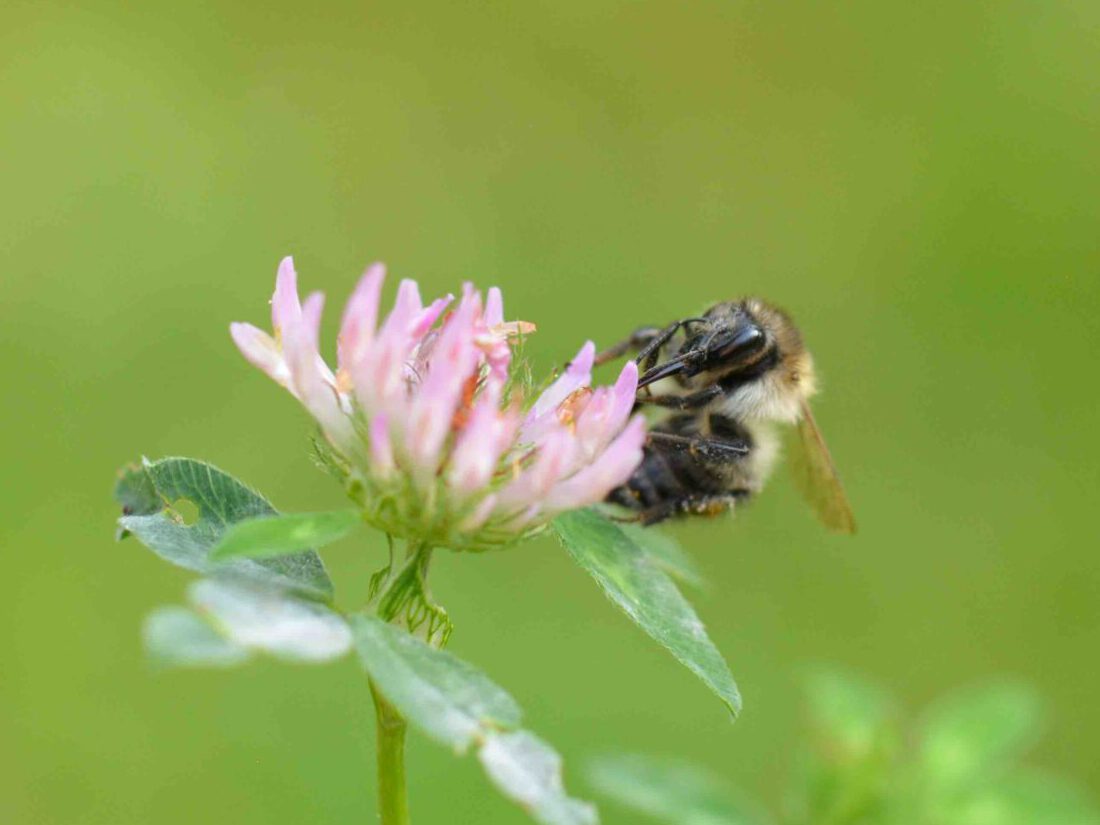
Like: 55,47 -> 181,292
373,541 -> 451,644
371,680 -> 410,825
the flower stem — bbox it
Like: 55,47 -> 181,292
370,680 -> 410,825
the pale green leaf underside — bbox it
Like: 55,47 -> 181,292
352,615 -> 597,824
143,581 -> 352,666
143,606 -> 250,668
190,579 -> 352,662
479,731 -> 598,825
351,614 -> 522,751
116,457 -> 333,601
210,509 -> 360,561
588,754 -> 762,825
552,509 -> 740,716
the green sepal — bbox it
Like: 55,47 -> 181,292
587,754 -> 765,825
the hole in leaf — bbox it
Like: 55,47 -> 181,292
167,498 -> 200,526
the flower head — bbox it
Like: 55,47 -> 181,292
231,257 -> 645,550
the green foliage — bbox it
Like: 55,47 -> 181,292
116,457 -> 334,601
352,615 -> 596,825
553,508 -> 740,716
116,457 -> 351,665
115,455 -> 605,824
794,670 -> 898,825
917,682 -> 1042,793
935,771 -> 1100,825
804,669 -> 896,761
588,754 -> 765,825
210,509 -> 361,561
588,674 -> 1100,825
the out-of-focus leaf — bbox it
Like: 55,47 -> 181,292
189,579 -> 352,662
939,770 -> 1100,825
793,670 -> 897,825
115,457 -> 333,601
350,614 -> 522,751
552,509 -> 740,716
210,510 -> 360,560
143,606 -> 250,668
587,754 -> 764,825
805,669 -> 896,761
479,731 -> 598,825
918,682 -> 1042,790
618,522 -> 705,589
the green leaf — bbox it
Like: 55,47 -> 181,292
210,510 -> 360,560
143,606 -> 250,668
918,682 -> 1043,791
804,669 -> 896,761
115,457 -> 333,601
350,614 -> 522,751
114,462 -> 161,539
618,522 -> 705,589
479,731 -> 598,825
588,754 -> 764,825
552,509 -> 740,716
189,579 -> 352,663
352,616 -> 597,824
939,770 -> 1100,825
115,462 -> 161,516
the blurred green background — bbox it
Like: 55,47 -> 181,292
3,0 -> 1098,822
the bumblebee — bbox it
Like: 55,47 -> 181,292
600,299 -> 855,531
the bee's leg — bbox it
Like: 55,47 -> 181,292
638,385 -> 724,411
593,326 -> 665,367
647,431 -> 750,459
639,492 -> 745,526
635,322 -> 685,372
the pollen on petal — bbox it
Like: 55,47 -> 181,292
526,341 -> 596,424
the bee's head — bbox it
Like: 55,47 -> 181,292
699,298 -> 817,423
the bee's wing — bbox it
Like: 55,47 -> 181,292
784,398 -> 856,534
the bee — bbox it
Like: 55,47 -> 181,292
600,299 -> 856,531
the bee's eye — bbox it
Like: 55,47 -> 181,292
714,323 -> 766,362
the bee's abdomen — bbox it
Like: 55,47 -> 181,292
608,439 -> 729,512
607,412 -> 759,518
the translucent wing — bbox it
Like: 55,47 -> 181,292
785,398 -> 856,534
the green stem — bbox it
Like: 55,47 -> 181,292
371,680 -> 410,825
